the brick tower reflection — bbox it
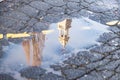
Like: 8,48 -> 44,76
22,32 -> 45,66
58,19 -> 72,48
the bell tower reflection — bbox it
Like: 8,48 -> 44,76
22,32 -> 45,66
58,19 -> 72,48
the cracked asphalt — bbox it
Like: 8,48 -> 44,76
0,0 -> 120,80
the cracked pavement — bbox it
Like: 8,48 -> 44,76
0,0 -> 119,33
0,0 -> 120,80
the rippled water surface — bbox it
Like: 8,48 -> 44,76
0,17 -> 109,79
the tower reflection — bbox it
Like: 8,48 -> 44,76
22,19 -> 72,66
22,32 -> 45,66
58,19 -> 72,48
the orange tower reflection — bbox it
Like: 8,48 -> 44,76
22,32 -> 45,66
58,19 -> 72,48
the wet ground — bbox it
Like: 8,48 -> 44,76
0,18 -> 108,79
0,0 -> 120,80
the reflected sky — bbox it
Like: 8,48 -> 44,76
1,17 -> 110,79
41,17 -> 109,68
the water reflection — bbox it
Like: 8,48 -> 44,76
58,19 -> 72,48
22,32 -> 45,66
1,18 -> 110,79
0,33 -> 31,39
17,19 -> 73,68
0,34 -> 3,39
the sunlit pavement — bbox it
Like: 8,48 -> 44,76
0,0 -> 120,80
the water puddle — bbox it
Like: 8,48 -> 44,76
0,17 -> 109,79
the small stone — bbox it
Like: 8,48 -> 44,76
78,71 -> 104,80
86,59 -> 109,70
112,50 -> 120,60
33,22 -> 48,32
101,70 -> 114,79
20,66 -> 46,79
44,0 -> 65,6
40,72 -> 65,80
43,14 -> 63,23
0,74 -> 15,80
98,60 -> 120,71
62,69 -> 85,79
20,5 -> 39,17
108,27 -> 120,34
116,65 -> 120,73
0,16 -> 17,28
30,1 -> 51,11
47,7 -> 64,15
84,0 -> 96,3
6,11 -> 30,21
90,44 -> 118,55
64,51 -> 92,65
37,11 -> 46,19
27,18 -> 38,27
110,73 -> 120,80
50,65 -> 61,71
97,32 -> 118,43
107,38 -> 120,47
67,2 -> 80,10
67,0 -> 80,2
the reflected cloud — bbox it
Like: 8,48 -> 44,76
80,26 -> 91,30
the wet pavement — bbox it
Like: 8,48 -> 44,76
0,0 -> 120,80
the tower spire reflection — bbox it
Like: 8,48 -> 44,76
58,19 -> 72,48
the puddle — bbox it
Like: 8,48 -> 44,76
0,17 -> 109,79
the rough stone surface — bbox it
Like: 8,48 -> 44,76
39,72 -> 66,80
30,1 -> 51,11
108,38 -> 120,47
109,74 -> 120,80
79,71 -> 104,80
64,51 -> 94,66
0,0 -> 120,33
112,50 -> 120,60
0,0 -> 120,80
67,2 -> 80,11
20,67 -> 46,79
62,69 -> 85,79
97,32 -> 119,43
19,5 -> 39,17
0,74 -> 16,80
33,22 -> 48,32
44,0 -> 65,6
90,45 -> 118,55
108,27 -> 120,34
47,7 -> 64,15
